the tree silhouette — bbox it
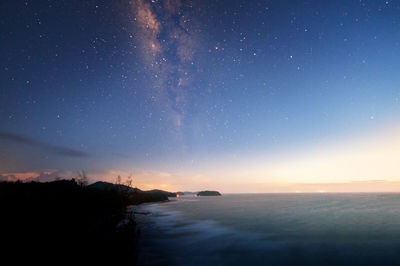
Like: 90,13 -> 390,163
76,170 -> 88,187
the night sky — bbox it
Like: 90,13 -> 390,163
1,0 -> 400,192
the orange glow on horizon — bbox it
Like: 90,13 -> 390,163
3,125 -> 400,193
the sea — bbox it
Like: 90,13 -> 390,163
135,193 -> 400,265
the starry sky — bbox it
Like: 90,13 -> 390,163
1,0 -> 400,192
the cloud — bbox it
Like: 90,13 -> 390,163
95,169 -> 216,192
50,146 -> 88,157
0,131 -> 89,158
0,169 -> 74,182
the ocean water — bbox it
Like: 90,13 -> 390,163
136,193 -> 400,265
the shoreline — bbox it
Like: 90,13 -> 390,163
0,180 -> 175,265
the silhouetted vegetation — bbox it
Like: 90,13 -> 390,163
88,181 -> 171,204
0,179 -> 169,265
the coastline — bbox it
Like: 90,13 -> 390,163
0,180 -> 173,265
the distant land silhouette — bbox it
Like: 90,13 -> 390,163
197,190 -> 222,196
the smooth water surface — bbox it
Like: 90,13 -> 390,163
137,193 -> 400,265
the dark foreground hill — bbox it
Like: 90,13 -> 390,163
0,179 -> 168,265
88,181 -> 175,202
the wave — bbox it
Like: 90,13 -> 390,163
136,202 -> 287,265
136,195 -> 400,266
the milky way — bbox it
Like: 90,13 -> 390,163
133,0 -> 201,129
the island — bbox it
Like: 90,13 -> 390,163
197,190 -> 222,196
